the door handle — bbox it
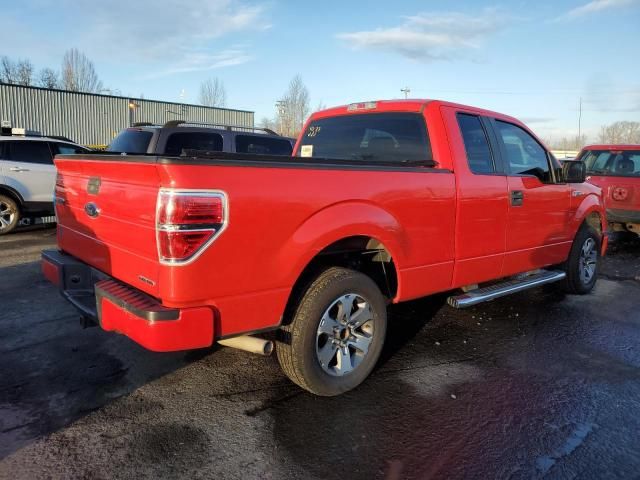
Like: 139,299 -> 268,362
510,190 -> 524,206
9,167 -> 30,172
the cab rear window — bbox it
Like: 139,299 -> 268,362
107,129 -> 153,154
582,150 -> 640,177
296,113 -> 432,165
235,135 -> 292,156
164,132 -> 224,156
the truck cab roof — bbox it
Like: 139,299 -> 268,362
106,121 -> 295,157
313,99 -> 522,124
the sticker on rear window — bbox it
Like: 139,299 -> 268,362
300,145 -> 313,157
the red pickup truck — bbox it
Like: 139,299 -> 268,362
42,100 -> 607,396
577,144 -> 640,236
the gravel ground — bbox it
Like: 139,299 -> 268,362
0,227 -> 639,479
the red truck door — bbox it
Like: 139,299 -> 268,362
490,119 -> 572,276
441,106 -> 509,286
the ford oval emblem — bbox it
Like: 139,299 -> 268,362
84,202 -> 100,218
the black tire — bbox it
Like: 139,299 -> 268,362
0,194 -> 20,235
562,225 -> 601,294
277,267 -> 387,396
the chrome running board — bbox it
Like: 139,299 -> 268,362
447,270 -> 566,309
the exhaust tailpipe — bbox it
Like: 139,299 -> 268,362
218,335 -> 274,356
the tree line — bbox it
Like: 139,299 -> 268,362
1,49 -> 103,93
199,74 -> 316,138
546,121 -> 640,151
2,48 -> 314,137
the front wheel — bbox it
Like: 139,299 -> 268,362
0,195 -> 20,235
277,267 -> 387,396
562,225 -> 601,294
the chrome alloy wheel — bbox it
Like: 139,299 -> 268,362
579,237 -> 597,285
315,293 -> 375,377
0,200 -> 16,232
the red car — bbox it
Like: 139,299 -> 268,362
577,144 -> 640,236
42,100 -> 607,396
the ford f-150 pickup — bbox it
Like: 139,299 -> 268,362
42,99 -> 607,396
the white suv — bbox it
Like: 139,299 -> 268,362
0,135 -> 90,234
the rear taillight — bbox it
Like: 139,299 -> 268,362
156,189 -> 227,264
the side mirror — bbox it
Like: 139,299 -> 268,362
562,160 -> 586,183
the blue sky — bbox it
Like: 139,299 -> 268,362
2,0 -> 640,142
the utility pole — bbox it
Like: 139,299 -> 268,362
128,100 -> 139,126
400,87 -> 411,99
275,100 -> 286,135
577,96 -> 582,147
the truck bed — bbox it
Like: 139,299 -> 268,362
53,151 -> 456,337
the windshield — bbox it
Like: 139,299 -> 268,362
581,149 -> 640,177
107,129 -> 153,154
296,112 -> 432,165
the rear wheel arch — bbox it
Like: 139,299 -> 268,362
0,185 -> 24,209
281,235 -> 399,328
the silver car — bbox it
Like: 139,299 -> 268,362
0,135 -> 89,234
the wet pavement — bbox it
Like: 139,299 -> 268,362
0,227 -> 639,479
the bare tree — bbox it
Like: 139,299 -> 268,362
61,48 -> 103,93
545,134 -> 589,151
259,116 -> 278,132
15,59 -> 34,86
277,75 -> 310,137
38,68 -> 59,88
199,78 -> 227,107
598,121 -> 640,144
1,56 -> 17,84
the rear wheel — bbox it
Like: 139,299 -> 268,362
0,195 -> 19,235
277,267 -> 387,396
562,225 -> 600,294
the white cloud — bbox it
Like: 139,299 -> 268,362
556,0 -> 639,20
7,0 -> 269,76
147,49 -> 254,78
336,9 -> 511,61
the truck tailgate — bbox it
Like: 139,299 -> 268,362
54,156 -> 162,297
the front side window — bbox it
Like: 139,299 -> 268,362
235,135 -> 292,155
296,113 -> 432,165
581,150 -> 640,177
7,141 -> 53,164
164,132 -> 224,156
495,121 -> 551,182
457,114 -> 494,174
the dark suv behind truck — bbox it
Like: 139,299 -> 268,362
106,121 -> 295,156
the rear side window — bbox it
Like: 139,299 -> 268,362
495,121 -> 551,182
297,113 -> 432,165
164,132 -> 224,156
107,129 -> 153,154
582,150 -> 640,177
54,143 -> 88,155
7,141 -> 53,164
457,114 -> 494,174
235,135 -> 292,156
